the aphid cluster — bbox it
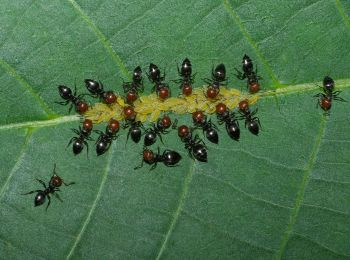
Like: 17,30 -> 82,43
56,56 -> 265,168
31,54 -> 344,210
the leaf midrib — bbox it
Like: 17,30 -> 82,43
0,81 -> 348,131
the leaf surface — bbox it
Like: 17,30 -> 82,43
1,0 -> 350,259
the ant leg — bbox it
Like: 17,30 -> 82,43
62,180 -> 75,186
53,163 -> 58,174
134,159 -> 144,170
256,118 -> 262,129
334,96 -> 347,102
45,195 -> 51,211
36,179 -> 47,189
203,78 -> 212,84
22,190 -> 42,195
54,193 -> 63,202
234,68 -> 245,80
84,140 -> 89,159
68,103 -> 73,113
172,119 -> 178,129
158,133 -> 164,144
150,162 -> 158,171
66,137 -> 76,150
55,100 -> 69,106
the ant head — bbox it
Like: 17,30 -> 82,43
143,148 -> 155,164
50,174 -> 63,187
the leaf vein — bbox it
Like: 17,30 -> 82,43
181,210 -> 276,254
66,143 -> 115,259
293,232 -> 350,257
0,129 -> 33,201
222,0 -> 280,87
201,172 -> 291,210
335,0 -> 350,31
275,115 -> 327,259
0,58 -> 54,116
67,0 -> 130,79
155,161 -> 196,260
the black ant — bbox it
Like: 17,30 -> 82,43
235,55 -> 262,93
192,111 -> 219,144
22,164 -> 74,210
203,63 -> 227,98
314,76 -> 346,112
216,103 -> 240,141
56,85 -> 89,114
143,115 -> 173,146
123,117 -> 144,144
238,101 -> 261,136
134,147 -> 182,170
174,58 -> 195,96
147,63 -> 170,100
67,119 -> 93,155
84,79 -> 117,104
178,125 -> 207,162
95,119 -> 120,156
123,66 -> 144,103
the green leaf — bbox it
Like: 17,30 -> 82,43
1,0 -> 350,259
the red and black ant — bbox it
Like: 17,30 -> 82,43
314,76 -> 346,112
203,63 -> 227,98
144,115 -> 174,146
95,119 -> 120,156
56,85 -> 89,114
67,119 -> 93,155
84,79 -> 117,104
235,55 -> 262,93
216,103 -> 240,141
22,164 -> 74,210
238,100 -> 261,135
147,63 -> 170,100
192,111 -> 219,144
123,66 -> 144,104
178,125 -> 207,162
174,58 -> 195,96
134,147 -> 182,170
123,117 -> 144,144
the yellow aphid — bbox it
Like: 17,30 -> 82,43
85,86 -> 260,123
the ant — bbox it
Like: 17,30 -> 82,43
216,103 -> 240,141
238,100 -> 261,136
123,66 -> 144,103
134,147 -> 182,170
174,58 -> 195,96
22,164 -> 74,210
203,63 -> 227,98
84,79 -> 117,104
123,117 -> 144,144
235,55 -> 262,93
95,119 -> 120,156
314,76 -> 346,112
56,85 -> 89,114
178,125 -> 207,162
147,63 -> 170,100
144,115 -> 174,146
67,119 -> 94,155
192,111 -> 219,144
